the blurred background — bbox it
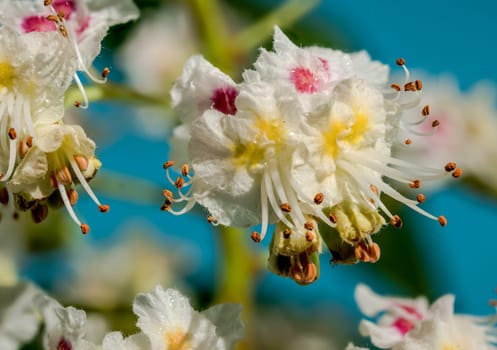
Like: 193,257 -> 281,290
2,0 -> 497,349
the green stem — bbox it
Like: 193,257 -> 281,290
215,226 -> 255,350
234,0 -> 321,52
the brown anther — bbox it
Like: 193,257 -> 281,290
56,166 -> 72,185
282,228 -> 291,239
17,139 -> 30,158
26,136 -> 33,148
390,214 -> 403,228
57,11 -> 65,20
305,231 -> 315,242
391,83 -> 401,91
438,215 -> 447,227
304,221 -> 314,230
160,203 -> 171,211
163,160 -> 175,169
98,204 -> 110,213
280,203 -> 292,213
12,212 -> 19,220
207,215 -> 216,224
404,82 -> 417,92
8,128 -> 16,140
313,192 -> 324,205
44,0 -> 53,5
49,173 -> 58,188
368,243 -> 381,263
452,168 -> 463,178
405,138 -> 412,145
0,187 -> 9,205
290,262 -> 317,285
162,189 -> 173,200
415,79 -> 423,90
396,57 -> 406,66
31,204 -> 48,224
444,162 -> 457,172
58,25 -> 68,37
431,119 -> 440,127
181,164 -> 189,177
73,155 -> 89,172
416,193 -> 426,203
409,179 -> 421,189
101,67 -> 110,79
329,213 -> 337,224
369,184 -> 379,195
74,101 -> 81,108
250,231 -> 261,243
489,300 -> 497,307
422,104 -> 430,116
80,223 -> 90,234
354,244 -> 370,262
174,176 -> 184,189
46,14 -> 59,23
67,188 -> 78,206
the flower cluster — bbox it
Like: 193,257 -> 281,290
353,284 -> 497,350
0,0 -> 138,233
0,282 -> 244,350
162,27 -> 461,284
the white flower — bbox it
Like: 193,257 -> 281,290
355,284 -> 497,350
36,292 -> 97,350
394,75 -> 497,192
7,122 -> 107,233
165,27 -> 460,282
108,285 -> 244,350
345,344 -> 370,350
0,282 -> 42,350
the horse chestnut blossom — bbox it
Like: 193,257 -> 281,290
355,284 -> 497,350
163,27 -> 460,284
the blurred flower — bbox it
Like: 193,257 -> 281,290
58,227 -> 195,309
0,282 -> 41,350
394,75 -> 497,193
355,284 -> 497,349
164,27 -> 458,284
104,285 -> 244,350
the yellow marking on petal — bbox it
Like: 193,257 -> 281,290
0,61 -> 15,89
165,329 -> 192,350
322,111 -> 369,157
441,344 -> 459,350
346,111 -> 369,145
322,119 -> 347,157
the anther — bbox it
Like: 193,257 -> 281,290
98,204 -> 110,213
404,82 -> 417,92
74,155 -> 89,172
396,58 -> 406,66
8,128 -> 16,140
369,184 -> 379,196
162,189 -> 173,200
283,228 -> 291,239
304,221 -> 314,230
329,213 -> 337,224
57,11 -> 65,20
26,136 -> 33,148
391,84 -> 401,91
431,120 -> 440,127
250,231 -> 261,243
80,223 -> 90,234
368,243 -> 381,263
46,14 -> 59,23
390,215 -> 403,228
101,67 -> 110,79
67,188 -> 78,206
0,187 -> 9,205
416,193 -> 426,203
280,203 -> 292,213
31,204 -> 48,224
422,105 -> 430,116
452,168 -> 462,178
160,203 -> 171,211
74,101 -> 81,108
12,212 -> 19,220
174,176 -> 184,189
313,193 -> 324,205
58,25 -> 68,37
181,164 -> 189,176
444,162 -> 457,172
415,79 -> 423,90
409,179 -> 421,189
489,300 -> 497,307
207,215 -> 216,224
163,160 -> 175,169
354,243 -> 370,263
438,215 -> 447,227
305,231 -> 315,242
405,138 -> 412,145
44,0 -> 53,5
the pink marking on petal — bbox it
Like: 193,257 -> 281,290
392,317 -> 415,335
54,0 -> 76,20
318,57 -> 331,80
211,86 -> 238,115
22,16 -> 57,33
290,66 -> 320,94
399,305 -> 424,320
57,338 -> 72,350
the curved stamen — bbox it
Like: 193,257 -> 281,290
263,170 -> 294,228
72,73 -> 89,109
68,155 -> 107,211
259,173 -> 269,240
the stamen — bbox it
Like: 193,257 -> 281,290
313,192 -> 324,205
81,223 -> 90,234
280,203 -> 292,213
409,179 -> 421,189
431,120 -> 440,127
164,161 -> 175,169
207,215 -> 216,224
72,73 -> 89,109
422,105 -> 430,116
98,204 -> 110,212
259,176 -> 269,239
452,168 -> 463,178
263,171 -> 294,228
101,67 -> 110,79
8,128 -> 16,140
415,80 -> 423,90
73,155 -> 88,171
57,182 -> 86,232
396,58 -> 406,66
416,194 -> 426,203
404,82 -> 417,92
438,215 -> 447,227
391,84 -> 401,91
444,162 -> 457,172
404,138 -> 412,145
44,0 -> 53,6
250,231 -> 261,243
305,231 -> 315,242
0,187 -> 9,205
329,213 -> 337,223
67,188 -> 78,206
46,14 -> 59,23
181,164 -> 189,176
390,215 -> 403,228
304,221 -> 314,230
